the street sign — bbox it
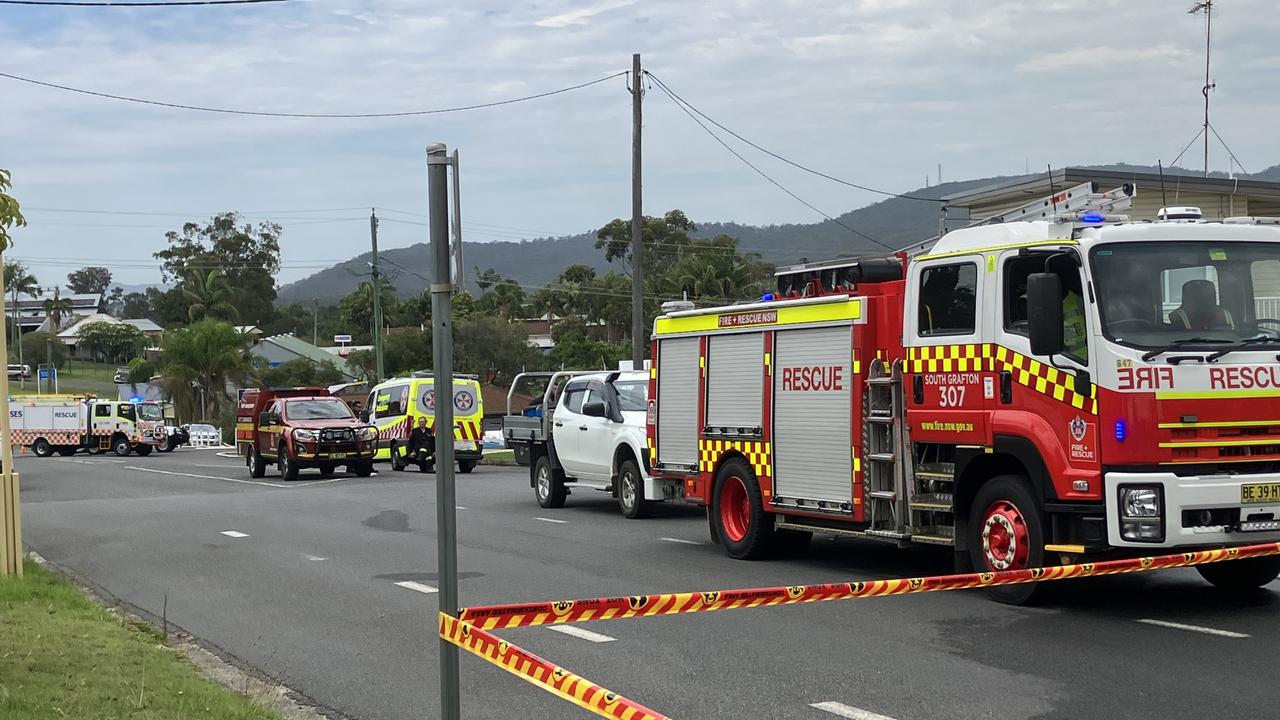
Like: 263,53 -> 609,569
333,334 -> 352,344
37,368 -> 55,381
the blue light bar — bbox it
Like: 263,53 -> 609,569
1081,211 -> 1105,224
1114,419 -> 1127,442
762,293 -> 775,302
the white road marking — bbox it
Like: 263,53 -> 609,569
456,506 -> 467,510
127,466 -> 289,488
303,554 -> 327,561
546,625 -> 616,643
1136,619 -> 1249,638
810,702 -> 898,719
395,581 -> 439,594
660,537 -> 702,545
220,530 -> 249,538
535,517 -> 569,524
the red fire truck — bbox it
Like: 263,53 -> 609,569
648,183 -> 1280,602
236,387 -> 378,479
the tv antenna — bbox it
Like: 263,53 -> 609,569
1189,1 -> 1215,177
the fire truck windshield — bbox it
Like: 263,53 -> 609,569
284,398 -> 354,420
1091,241 -> 1280,349
137,404 -> 163,421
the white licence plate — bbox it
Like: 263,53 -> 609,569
453,440 -> 473,452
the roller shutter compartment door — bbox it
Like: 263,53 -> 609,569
706,333 -> 763,431
772,326 -> 853,505
656,337 -> 700,467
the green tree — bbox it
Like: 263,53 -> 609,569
154,213 -> 282,324
66,266 -> 113,295
338,281 -> 399,343
5,260 -> 40,349
127,356 -> 157,384
257,357 -> 345,388
19,331 -> 67,370
0,168 -> 26,251
159,319 -> 248,420
595,209 -> 696,280
547,319 -> 628,371
653,235 -> 771,304
344,348 -> 377,380
105,286 -> 125,316
383,330 -> 432,376
144,287 -> 188,327
76,321 -> 147,364
182,269 -> 239,323
453,315 -> 542,387
42,288 -> 73,334
475,270 -> 527,320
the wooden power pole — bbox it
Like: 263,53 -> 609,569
630,53 -> 644,367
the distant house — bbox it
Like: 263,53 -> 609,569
56,314 -> 164,359
252,334 -> 361,381
234,325 -> 264,340
19,292 -> 104,335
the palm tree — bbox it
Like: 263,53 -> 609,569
42,287 -> 72,334
182,269 -> 239,323
4,260 -> 39,349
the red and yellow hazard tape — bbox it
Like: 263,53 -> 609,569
438,613 -> 670,720
459,542 -> 1280,630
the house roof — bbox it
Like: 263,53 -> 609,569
121,318 -> 163,333
56,313 -> 119,339
13,292 -> 102,310
256,334 -> 360,379
234,325 -> 263,336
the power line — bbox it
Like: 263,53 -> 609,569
0,69 -> 628,118
645,71 -> 941,204
0,0 -> 288,5
649,76 -> 890,250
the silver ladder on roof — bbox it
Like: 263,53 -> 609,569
862,359 -> 912,544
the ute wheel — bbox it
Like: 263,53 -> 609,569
617,458 -> 652,519
113,437 -> 132,457
32,438 -> 53,457
318,463 -> 336,477
352,462 -> 374,478
391,442 -> 407,472
1197,556 -> 1280,592
968,475 -> 1044,605
248,446 -> 266,479
134,444 -> 153,457
533,455 -> 566,508
458,460 -> 477,474
278,444 -> 299,480
712,458 -> 774,560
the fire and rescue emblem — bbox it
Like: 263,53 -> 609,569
785,586 -> 805,599
551,600 -> 574,616
700,591 -> 720,605
979,572 -> 995,583
1069,417 -> 1087,442
627,596 -> 648,611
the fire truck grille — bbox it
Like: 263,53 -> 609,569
319,428 -> 356,443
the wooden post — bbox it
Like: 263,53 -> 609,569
0,253 -> 21,576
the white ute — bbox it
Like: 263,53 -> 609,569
503,370 -> 683,518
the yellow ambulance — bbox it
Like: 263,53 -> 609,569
367,373 -> 485,473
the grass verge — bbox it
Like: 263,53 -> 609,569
0,560 -> 283,720
480,449 -> 515,465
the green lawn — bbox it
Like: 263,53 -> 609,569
0,560 -> 283,720
60,360 -> 121,384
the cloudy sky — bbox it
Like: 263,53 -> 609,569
3,0 -> 1278,288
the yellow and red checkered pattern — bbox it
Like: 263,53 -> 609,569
906,344 -> 1097,415
698,438 -> 770,478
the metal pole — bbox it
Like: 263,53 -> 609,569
450,150 -> 464,289
312,298 -> 319,347
46,337 -> 52,394
370,210 -> 385,382
630,52 -> 644,367
1203,0 -> 1212,177
427,142 -> 460,720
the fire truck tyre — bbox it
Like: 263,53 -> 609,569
278,444 -> 299,480
713,458 -> 775,560
352,462 -> 374,477
534,455 -> 566,508
1196,556 -> 1280,592
968,475 -> 1044,605
617,458 -> 651,519
134,444 -> 153,457
32,438 -> 53,457
391,442 -> 407,472
458,460 -> 477,474
248,446 -> 266,479
113,437 -> 132,457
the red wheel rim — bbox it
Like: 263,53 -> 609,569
720,475 -> 750,542
980,499 -> 1030,571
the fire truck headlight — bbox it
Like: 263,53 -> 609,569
1119,486 -> 1164,542
294,429 -> 317,442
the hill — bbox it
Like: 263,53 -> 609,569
277,162 -> 1279,303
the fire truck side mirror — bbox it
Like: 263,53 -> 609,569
1027,273 -> 1065,356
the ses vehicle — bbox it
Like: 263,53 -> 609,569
367,373 -> 485,474
648,183 -> 1280,602
237,388 -> 377,479
504,370 -> 682,518
8,395 -> 165,457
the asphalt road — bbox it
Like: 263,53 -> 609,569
15,449 -> 1280,719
